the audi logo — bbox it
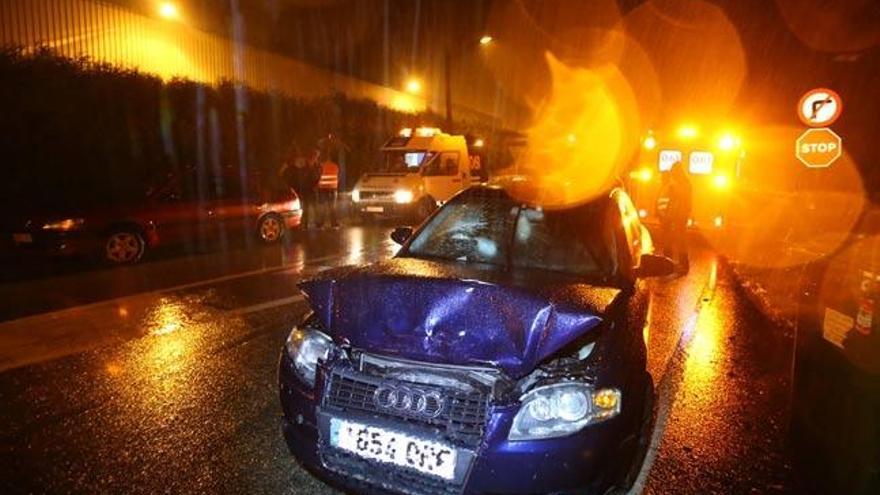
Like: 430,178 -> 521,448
373,384 -> 444,419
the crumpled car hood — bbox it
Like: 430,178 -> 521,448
299,258 -> 622,378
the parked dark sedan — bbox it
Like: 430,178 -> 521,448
279,184 -> 673,494
5,172 -> 301,264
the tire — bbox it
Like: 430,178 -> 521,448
606,377 -> 655,495
104,229 -> 146,265
257,214 -> 285,243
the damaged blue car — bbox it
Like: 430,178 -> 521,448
279,185 -> 674,494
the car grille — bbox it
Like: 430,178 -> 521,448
358,191 -> 393,200
323,367 -> 489,448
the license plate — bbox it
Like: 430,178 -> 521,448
12,233 -> 33,243
329,418 -> 457,480
365,206 -> 384,213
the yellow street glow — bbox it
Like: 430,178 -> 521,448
158,2 -> 179,20
678,125 -> 698,139
718,133 -> 737,151
712,174 -> 730,189
643,135 -> 657,150
630,168 -> 653,182
405,78 -> 422,94
714,216 -> 724,228
473,138 -> 485,147
479,35 -> 494,45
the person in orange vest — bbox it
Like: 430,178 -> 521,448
316,155 -> 340,228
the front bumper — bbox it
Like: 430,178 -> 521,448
279,352 -> 643,495
352,201 -> 416,218
281,209 -> 303,229
4,229 -> 97,257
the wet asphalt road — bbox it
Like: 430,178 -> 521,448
0,226 -> 797,494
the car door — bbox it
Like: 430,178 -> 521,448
147,178 -> 215,249
207,174 -> 254,241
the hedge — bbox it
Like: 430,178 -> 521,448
0,47 -> 486,214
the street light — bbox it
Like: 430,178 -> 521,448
718,133 -> 739,151
444,34 -> 494,130
158,2 -> 180,21
677,125 -> 698,139
405,78 -> 422,95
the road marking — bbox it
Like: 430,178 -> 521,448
229,294 -> 305,315
125,241 -> 394,300
0,246 -> 393,372
0,245 -> 390,325
630,259 -> 719,494
128,252 -> 343,297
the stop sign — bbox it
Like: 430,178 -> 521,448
796,128 -> 842,168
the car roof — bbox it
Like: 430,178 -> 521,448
471,178 -> 620,210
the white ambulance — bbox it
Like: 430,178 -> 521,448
351,127 -> 485,220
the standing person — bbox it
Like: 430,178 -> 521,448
316,154 -> 340,228
301,149 -> 322,230
657,161 -> 692,274
278,143 -> 300,191
281,148 -> 318,230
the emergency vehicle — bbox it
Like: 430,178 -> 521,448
351,127 -> 486,220
625,124 -> 745,231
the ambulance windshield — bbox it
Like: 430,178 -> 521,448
378,150 -> 431,173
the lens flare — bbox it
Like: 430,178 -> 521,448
706,125 -> 865,269
623,0 -> 746,121
508,54 -> 640,208
775,0 -> 880,52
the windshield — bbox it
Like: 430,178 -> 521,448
405,189 -> 612,278
376,150 -> 430,173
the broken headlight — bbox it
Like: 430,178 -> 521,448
508,382 -> 621,441
285,324 -> 333,387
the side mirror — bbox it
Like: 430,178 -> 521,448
634,253 -> 676,278
390,226 -> 413,245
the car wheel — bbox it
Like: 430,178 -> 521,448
104,229 -> 145,265
605,377 -> 655,495
258,214 -> 285,243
